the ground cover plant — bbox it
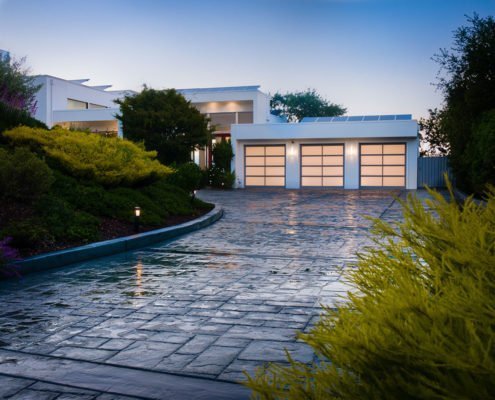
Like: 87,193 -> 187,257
0,127 -> 213,257
246,184 -> 495,399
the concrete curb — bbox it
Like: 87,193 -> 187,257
12,207 -> 223,276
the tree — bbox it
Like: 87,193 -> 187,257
0,54 -> 40,114
418,108 -> 450,156
431,14 -> 495,193
270,89 -> 346,122
116,87 -> 211,165
212,139 -> 234,171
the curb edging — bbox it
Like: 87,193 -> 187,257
12,207 -> 223,276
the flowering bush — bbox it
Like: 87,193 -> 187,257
0,237 -> 21,277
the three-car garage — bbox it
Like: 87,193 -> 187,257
233,115 -> 418,190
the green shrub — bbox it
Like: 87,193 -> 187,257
0,147 -> 54,203
166,162 -> 205,193
3,126 -> 172,186
208,166 -> 235,189
36,195 -> 100,242
246,184 -> 495,399
212,139 -> 233,171
1,219 -> 51,249
0,101 -> 47,134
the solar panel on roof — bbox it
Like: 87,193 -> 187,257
301,117 -> 318,123
300,114 -> 413,123
348,116 -> 364,121
317,117 -> 334,122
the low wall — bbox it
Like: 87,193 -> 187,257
11,207 -> 223,277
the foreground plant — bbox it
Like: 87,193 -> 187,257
246,185 -> 495,399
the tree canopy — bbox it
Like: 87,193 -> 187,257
430,14 -> 495,193
116,87 -> 210,165
0,54 -> 40,114
270,89 -> 346,122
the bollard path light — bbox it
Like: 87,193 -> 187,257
134,206 -> 141,233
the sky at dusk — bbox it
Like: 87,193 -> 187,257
0,0 -> 493,119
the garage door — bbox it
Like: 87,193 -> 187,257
245,145 -> 285,187
360,143 -> 406,187
301,144 -> 344,187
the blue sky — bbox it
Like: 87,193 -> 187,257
0,0 -> 493,118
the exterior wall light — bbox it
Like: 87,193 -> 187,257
288,143 -> 298,158
191,189 -> 197,204
134,206 -> 141,233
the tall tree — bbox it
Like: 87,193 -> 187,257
419,108 -> 450,156
270,89 -> 346,122
116,87 -> 211,165
432,14 -> 495,192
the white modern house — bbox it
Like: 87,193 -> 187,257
32,75 -> 134,136
30,73 -> 418,190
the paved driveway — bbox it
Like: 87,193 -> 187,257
0,189 -> 407,399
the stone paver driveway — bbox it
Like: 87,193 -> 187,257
0,189 -> 409,399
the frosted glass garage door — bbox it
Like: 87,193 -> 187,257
360,143 -> 406,187
245,145 -> 286,187
301,144 -> 344,187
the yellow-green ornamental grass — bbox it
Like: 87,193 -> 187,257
4,126 -> 171,186
246,185 -> 495,399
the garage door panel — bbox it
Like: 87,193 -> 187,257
360,143 -> 406,188
383,166 -> 405,176
323,177 -> 343,186
265,156 -> 285,166
265,166 -> 285,175
384,144 -> 406,154
245,147 -> 265,156
302,177 -> 322,186
361,155 -> 383,165
301,144 -> 344,187
383,176 -> 405,186
301,146 -> 321,156
323,166 -> 343,176
301,156 -> 321,166
245,166 -> 264,175
361,176 -> 383,186
245,176 -> 265,186
323,156 -> 344,165
361,144 -> 382,154
265,176 -> 285,186
383,155 -> 405,165
245,145 -> 285,187
323,146 -> 344,155
361,166 -> 382,175
245,156 -> 265,166
302,166 -> 322,176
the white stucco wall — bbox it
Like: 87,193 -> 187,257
231,120 -> 419,190
33,75 -> 126,128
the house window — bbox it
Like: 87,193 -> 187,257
238,112 -> 253,124
210,113 -> 236,132
67,98 -> 88,110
